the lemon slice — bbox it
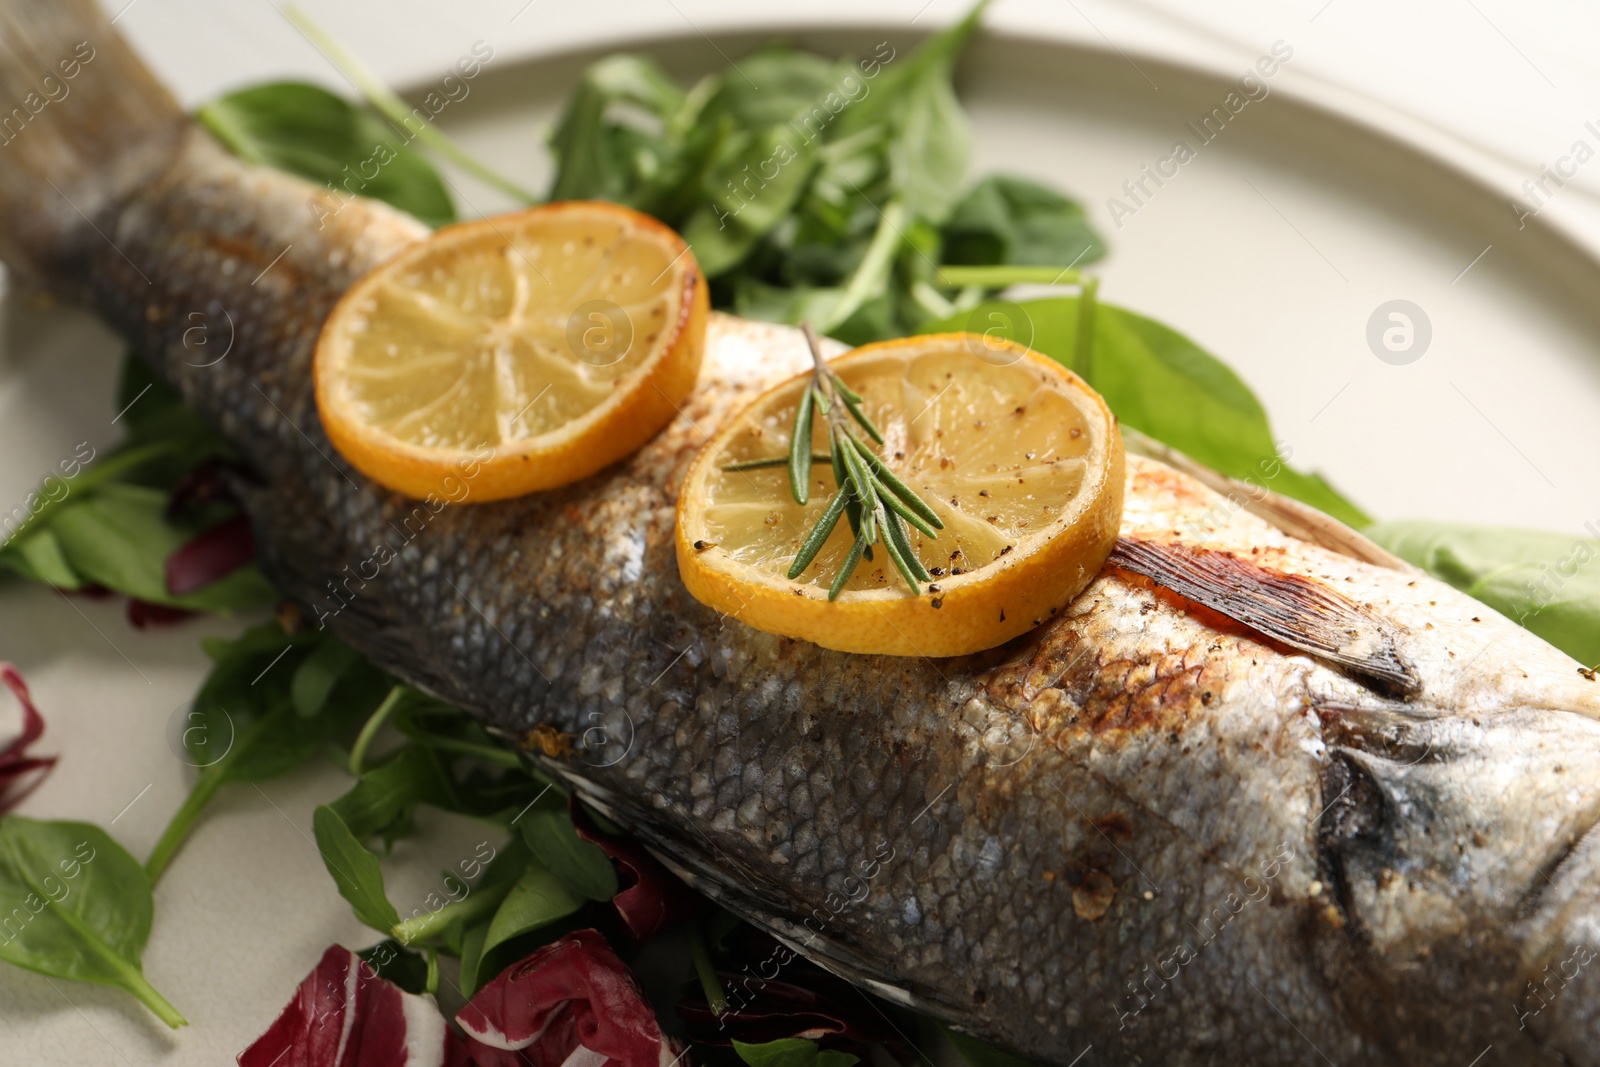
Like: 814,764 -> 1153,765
676,333 -> 1125,657
316,201 -> 708,501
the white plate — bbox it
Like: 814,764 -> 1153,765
3,23 -> 1599,1066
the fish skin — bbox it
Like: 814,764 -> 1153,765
10,12 -> 1600,1066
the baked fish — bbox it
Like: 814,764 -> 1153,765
5,5 -> 1600,1064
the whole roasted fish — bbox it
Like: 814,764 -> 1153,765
5,6 -> 1600,1065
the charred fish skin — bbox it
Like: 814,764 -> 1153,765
7,5 -> 1600,1065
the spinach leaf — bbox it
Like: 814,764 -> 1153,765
198,82 -> 455,228
923,297 -> 1368,526
0,818 -> 185,1027
548,56 -> 686,205
519,806 -> 618,901
480,865 -> 584,957
313,804 -> 401,934
1366,522 -> 1600,665
45,484 -> 276,613
733,1038 -> 859,1067
942,176 -> 1104,269
357,938 -> 430,995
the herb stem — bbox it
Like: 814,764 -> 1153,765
824,198 -> 907,332
348,686 -> 406,777
686,923 -> 729,1016
936,265 -> 1084,288
392,878 -> 515,945
144,712 -> 277,885
2,440 -> 180,548
283,6 -> 540,205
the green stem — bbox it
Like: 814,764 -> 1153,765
3,441 -> 179,548
935,265 -> 1083,288
425,947 -> 440,997
392,879 -> 514,945
823,199 -> 907,332
348,686 -> 405,776
1075,276 -> 1100,384
283,6 -> 539,205
687,924 -> 728,1015
144,714 -> 275,884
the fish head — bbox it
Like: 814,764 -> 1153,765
1317,699 -> 1600,1064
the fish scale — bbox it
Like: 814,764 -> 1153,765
7,4 -> 1600,1064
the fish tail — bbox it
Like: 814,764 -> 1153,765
0,0 -> 183,286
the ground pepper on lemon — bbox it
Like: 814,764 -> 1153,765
676,333 -> 1125,657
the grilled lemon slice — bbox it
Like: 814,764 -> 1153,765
676,333 -> 1124,657
316,201 -> 707,501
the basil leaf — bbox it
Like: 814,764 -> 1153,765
46,484 -> 276,612
480,865 -> 584,958
733,1038 -> 859,1067
942,175 -> 1104,269
0,818 -> 185,1027
924,297 -> 1368,526
1366,522 -> 1600,665
519,807 -> 618,901
313,805 -> 401,934
198,81 -> 455,228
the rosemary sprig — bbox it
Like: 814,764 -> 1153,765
759,323 -> 944,599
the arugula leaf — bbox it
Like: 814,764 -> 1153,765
942,176 -> 1104,269
1366,522 -> 1600,665
733,1038 -> 860,1067
923,297 -> 1368,526
519,806 -> 618,902
313,804 -> 401,934
198,81 -> 455,228
0,818 -> 185,1027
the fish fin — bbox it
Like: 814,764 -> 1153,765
1121,427 -> 1410,571
1110,536 -> 1420,699
0,0 -> 183,284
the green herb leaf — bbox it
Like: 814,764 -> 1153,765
313,804 -> 401,934
733,1038 -> 860,1067
548,56 -> 687,204
357,938 -> 431,995
481,865 -> 584,958
1365,522 -> 1600,665
198,81 -> 455,228
924,297 -> 1368,526
0,818 -> 186,1027
943,1027 -> 1046,1067
291,635 -> 367,718
44,484 -> 276,612
519,808 -> 618,902
941,175 -> 1104,269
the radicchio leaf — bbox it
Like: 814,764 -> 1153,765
127,599 -> 197,629
165,512 -> 255,595
456,929 -> 679,1067
237,944 -> 466,1067
0,664 -> 56,813
571,800 -> 705,940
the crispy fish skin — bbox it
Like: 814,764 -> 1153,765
8,5 -> 1600,1064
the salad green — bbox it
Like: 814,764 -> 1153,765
0,5 -> 1596,1065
